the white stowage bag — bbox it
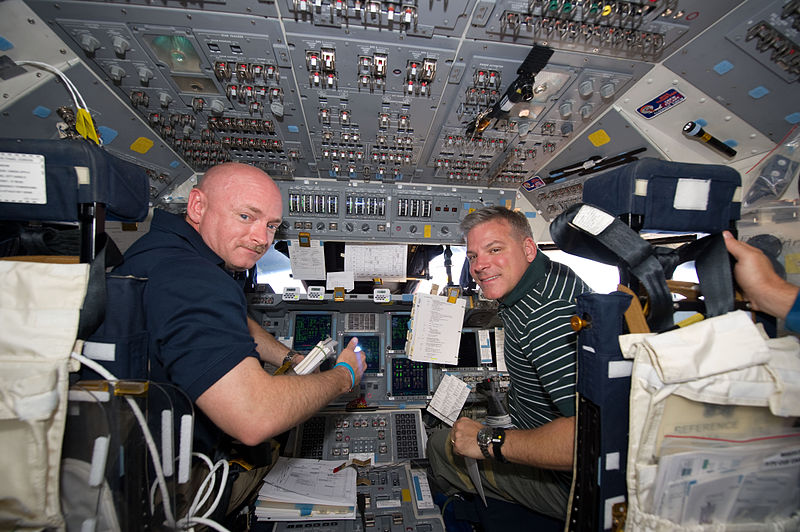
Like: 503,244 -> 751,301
619,311 -> 800,532
0,260 -> 89,531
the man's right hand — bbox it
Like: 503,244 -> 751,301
723,231 -> 799,319
334,337 -> 367,391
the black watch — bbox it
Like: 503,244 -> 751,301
491,427 -> 508,463
476,428 -> 493,459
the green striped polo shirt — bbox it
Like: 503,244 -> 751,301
498,251 -> 592,430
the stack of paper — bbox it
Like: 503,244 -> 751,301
255,457 -> 357,521
651,434 -> 800,525
406,293 -> 465,365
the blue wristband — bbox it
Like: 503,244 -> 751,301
786,292 -> 800,333
334,361 -> 356,389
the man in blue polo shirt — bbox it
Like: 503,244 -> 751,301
116,162 -> 366,459
427,206 -> 592,520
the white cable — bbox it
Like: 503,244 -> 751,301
16,60 -> 88,111
186,452 -> 225,519
16,59 -> 100,145
178,516 -> 231,532
186,460 -> 227,520
70,352 -> 176,528
199,459 -> 229,520
76,352 -> 232,531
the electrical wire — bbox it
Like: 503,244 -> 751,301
16,59 -> 100,144
187,452 -> 230,520
16,60 -> 88,112
186,452 -> 216,517
178,516 -> 232,532
71,352 -> 177,527
73,351 -> 233,531
176,452 -> 231,532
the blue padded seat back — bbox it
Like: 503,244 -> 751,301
0,138 -> 149,223
581,158 -> 741,233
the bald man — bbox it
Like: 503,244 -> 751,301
115,163 -> 366,458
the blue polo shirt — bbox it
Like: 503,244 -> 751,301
115,209 -> 260,454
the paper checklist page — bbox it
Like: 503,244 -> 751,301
407,293 -> 465,365
427,374 -> 470,426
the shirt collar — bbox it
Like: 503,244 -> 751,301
151,209 -> 226,269
499,250 -> 549,307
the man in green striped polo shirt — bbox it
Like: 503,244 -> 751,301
427,206 -> 592,520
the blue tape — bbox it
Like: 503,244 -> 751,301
297,504 -> 313,516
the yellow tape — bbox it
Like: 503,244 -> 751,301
130,137 -> 155,154
76,109 -> 100,145
588,129 -> 611,147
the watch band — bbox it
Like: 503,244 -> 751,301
477,428 -> 492,459
283,349 -> 300,365
491,427 -> 508,463
273,349 -> 301,376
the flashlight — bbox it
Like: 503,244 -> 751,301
683,121 -> 737,158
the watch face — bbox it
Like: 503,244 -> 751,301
477,428 -> 492,446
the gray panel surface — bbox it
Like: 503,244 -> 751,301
663,0 -> 800,141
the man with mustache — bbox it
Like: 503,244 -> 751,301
114,162 -> 366,514
427,206 -> 591,521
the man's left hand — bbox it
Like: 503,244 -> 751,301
449,417 -> 485,459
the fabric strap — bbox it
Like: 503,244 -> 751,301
550,203 -> 734,332
77,233 -> 124,340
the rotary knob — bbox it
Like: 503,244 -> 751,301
578,80 -> 594,98
108,65 -> 127,82
112,36 -> 130,57
138,67 -> 154,85
79,34 -> 100,54
209,100 -> 226,115
159,92 -> 173,108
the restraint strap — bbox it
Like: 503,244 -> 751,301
550,203 -> 674,331
77,233 -> 124,340
552,203 -> 735,330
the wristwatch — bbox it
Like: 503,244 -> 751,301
283,349 -> 300,365
476,427 -> 493,459
491,427 -> 508,463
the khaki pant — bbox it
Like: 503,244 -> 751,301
426,428 -> 568,520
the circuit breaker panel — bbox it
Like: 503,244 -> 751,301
12,0 -> 744,215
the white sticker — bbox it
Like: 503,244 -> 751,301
376,498 -> 402,508
608,360 -> 633,378
0,152 -> 46,204
673,178 -> 710,211
83,341 -> 116,362
572,205 -> 615,236
606,452 -> 620,471
478,329 -> 492,364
